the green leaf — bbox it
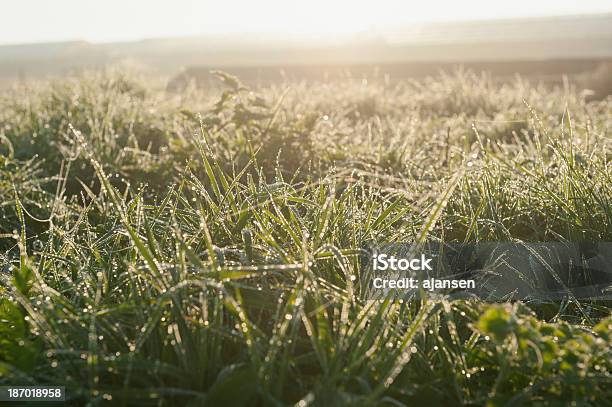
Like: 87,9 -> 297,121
12,264 -> 33,296
205,364 -> 257,406
477,306 -> 513,343
0,299 -> 39,373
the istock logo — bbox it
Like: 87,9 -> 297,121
373,253 -> 433,271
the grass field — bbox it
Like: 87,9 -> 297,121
0,69 -> 610,406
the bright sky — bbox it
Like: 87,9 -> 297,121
2,0 -> 612,45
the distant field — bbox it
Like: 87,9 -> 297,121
1,13 -> 611,84
0,69 -> 610,405
168,58 -> 612,88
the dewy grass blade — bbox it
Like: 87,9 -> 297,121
0,69 -> 609,406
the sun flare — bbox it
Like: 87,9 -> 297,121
1,0 -> 611,44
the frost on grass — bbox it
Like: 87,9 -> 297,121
0,70 -> 610,405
